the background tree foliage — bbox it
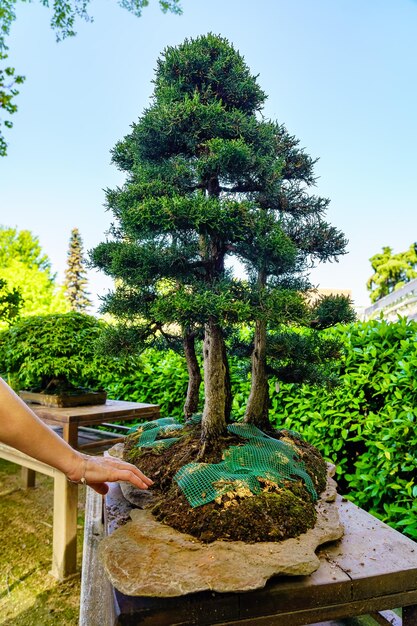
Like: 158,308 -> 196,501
0,277 -> 23,325
91,34 -> 354,448
0,0 -> 182,156
0,226 -> 68,320
367,243 -> 417,303
64,227 -> 92,311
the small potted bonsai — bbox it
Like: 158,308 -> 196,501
0,312 -> 107,407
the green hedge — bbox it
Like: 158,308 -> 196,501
97,349 -> 190,420
268,317 -> 417,539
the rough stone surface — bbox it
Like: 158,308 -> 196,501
99,464 -> 343,597
107,444 -> 153,508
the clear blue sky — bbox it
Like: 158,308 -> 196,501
1,0 -> 417,312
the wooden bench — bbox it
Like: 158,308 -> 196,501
0,442 -> 78,580
0,400 -> 160,581
80,484 -> 417,626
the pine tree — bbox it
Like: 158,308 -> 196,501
64,228 -> 92,312
91,34 -> 352,448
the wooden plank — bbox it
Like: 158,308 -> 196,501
80,489 -> 117,626
78,436 -> 125,450
322,500 -> 417,600
31,400 -> 160,425
213,591 -> 417,626
63,422 -> 78,447
51,472 -> 78,579
0,442 -> 56,478
238,561 -> 352,617
21,466 -> 36,487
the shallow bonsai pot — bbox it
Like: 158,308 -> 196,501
19,389 -> 107,408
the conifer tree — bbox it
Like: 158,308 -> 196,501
91,34 -> 351,448
64,228 -> 92,312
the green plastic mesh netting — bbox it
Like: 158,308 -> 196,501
174,422 -> 317,508
128,416 -> 317,507
128,417 -> 183,449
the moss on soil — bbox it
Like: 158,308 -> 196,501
124,422 -> 327,543
0,459 -> 84,626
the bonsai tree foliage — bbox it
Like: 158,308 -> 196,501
0,312 -> 106,392
367,243 -> 417,303
91,34 -> 352,450
64,227 -> 92,312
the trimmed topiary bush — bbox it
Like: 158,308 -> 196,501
0,312 -> 107,392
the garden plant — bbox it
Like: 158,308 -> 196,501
89,34 -> 357,545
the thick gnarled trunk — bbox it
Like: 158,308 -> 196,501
183,331 -> 202,419
201,318 -> 228,446
244,318 -> 270,430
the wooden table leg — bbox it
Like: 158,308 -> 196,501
63,423 -> 78,449
21,467 -> 36,487
50,473 -> 78,579
403,605 -> 417,625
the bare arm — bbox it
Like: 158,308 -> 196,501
0,378 -> 153,495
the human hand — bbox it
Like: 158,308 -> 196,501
66,453 -> 153,495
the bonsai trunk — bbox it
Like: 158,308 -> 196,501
244,318 -> 270,430
221,336 -> 232,422
183,330 -> 202,419
201,317 -> 228,448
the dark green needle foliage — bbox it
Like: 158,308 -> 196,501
91,34 -> 351,448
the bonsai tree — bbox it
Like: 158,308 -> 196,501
91,34 -> 352,450
0,312 -> 105,393
64,227 -> 93,312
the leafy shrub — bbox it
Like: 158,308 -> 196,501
269,317 -> 417,539
97,348 -> 190,420
0,312 -> 109,391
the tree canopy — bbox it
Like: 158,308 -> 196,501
0,278 -> 23,325
0,226 -> 68,320
367,243 -> 417,303
0,0 -> 182,156
91,34 -> 352,448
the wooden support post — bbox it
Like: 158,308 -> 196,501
403,605 -> 417,626
21,467 -> 36,487
50,473 -> 78,579
63,422 -> 78,448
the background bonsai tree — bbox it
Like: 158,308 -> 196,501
0,312 -> 105,393
64,227 -> 93,311
91,34 -> 353,450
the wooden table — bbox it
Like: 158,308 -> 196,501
28,399 -> 160,450
80,485 -> 417,626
